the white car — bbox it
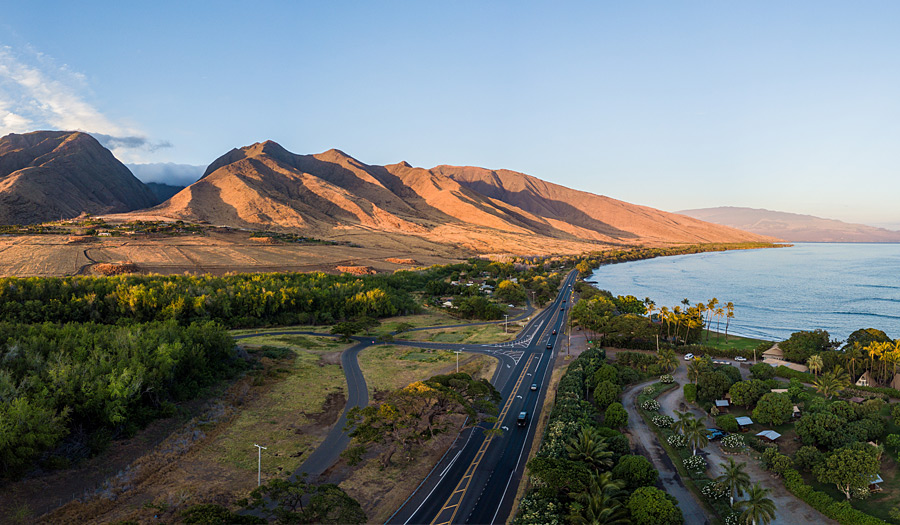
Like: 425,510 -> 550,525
735,356 -> 747,362
684,353 -> 694,360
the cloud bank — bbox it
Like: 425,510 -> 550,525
0,45 -> 169,161
127,163 -> 204,187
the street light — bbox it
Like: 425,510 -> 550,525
504,314 -> 509,334
454,350 -> 462,373
254,443 -> 267,486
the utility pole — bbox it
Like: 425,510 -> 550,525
454,350 -> 462,373
254,444 -> 267,486
504,314 -> 509,334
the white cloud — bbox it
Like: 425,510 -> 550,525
0,45 -> 168,161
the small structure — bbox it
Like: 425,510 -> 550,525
442,300 -> 453,308
770,388 -> 788,394
755,430 -> 782,441
856,371 -> 874,387
715,400 -> 730,412
792,405 -> 801,418
849,396 -> 866,404
735,416 -> 754,430
870,474 -> 884,493
762,345 -> 784,360
890,374 -> 900,391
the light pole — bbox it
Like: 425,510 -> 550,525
254,443 -> 267,486
454,350 -> 462,373
504,314 -> 509,334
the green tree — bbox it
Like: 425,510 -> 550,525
244,478 -> 367,524
697,370 -> 732,402
735,482 -> 776,525
330,320 -> 362,342
567,472 -> 629,525
626,486 -> 684,525
728,379 -> 770,408
752,393 -> 793,425
593,380 -> 620,410
716,458 -> 751,507
807,354 -> 824,377
749,363 -> 775,380
814,446 -> 880,499
604,402 -> 628,429
781,329 -> 833,363
496,280 -> 527,304
674,411 -> 709,455
656,348 -> 678,373
611,454 -> 658,491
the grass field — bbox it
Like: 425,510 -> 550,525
357,345 -> 498,394
399,322 -> 519,344
697,331 -> 772,353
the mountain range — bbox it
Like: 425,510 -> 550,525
678,207 -> 900,243
0,130 -> 772,254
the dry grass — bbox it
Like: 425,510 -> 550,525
357,345 -> 497,394
400,321 -> 519,344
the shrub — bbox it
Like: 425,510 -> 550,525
753,392 -> 793,425
683,383 -> 697,403
886,434 -> 900,450
683,454 -> 706,472
611,454 -> 658,490
641,400 -> 660,411
653,415 -> 674,428
667,434 -> 687,448
749,362 -> 775,380
626,486 -> 683,525
721,434 -> 744,449
642,385 -> 657,396
716,414 -> 739,433
701,481 -> 727,500
604,403 -> 628,429
594,380 -> 620,410
660,374 -> 674,384
794,446 -> 823,472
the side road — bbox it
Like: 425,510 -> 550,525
622,378 -> 711,524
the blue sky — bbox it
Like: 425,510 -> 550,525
2,2 -> 899,227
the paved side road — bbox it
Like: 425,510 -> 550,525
622,378 -> 711,524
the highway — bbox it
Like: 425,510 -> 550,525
233,270 -> 577,523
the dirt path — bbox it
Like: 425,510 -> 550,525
660,363 -> 837,525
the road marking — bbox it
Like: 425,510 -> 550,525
429,353 -> 537,525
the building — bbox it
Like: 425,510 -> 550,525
856,371 -> 874,387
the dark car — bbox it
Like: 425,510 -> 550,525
546,343 -> 553,349
552,329 -> 557,335
706,428 -> 728,440
530,383 -> 538,391
517,411 -> 528,426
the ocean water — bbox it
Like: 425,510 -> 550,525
588,243 -> 900,342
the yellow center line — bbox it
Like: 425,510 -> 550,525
429,353 -> 537,525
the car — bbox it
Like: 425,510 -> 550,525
562,299 -> 566,303
508,304 -> 515,308
517,411 -> 528,426
552,329 -> 557,335
684,353 -> 694,360
547,343 -> 553,349
560,306 -> 565,311
735,356 -> 747,362
706,428 -> 728,440
530,383 -> 538,391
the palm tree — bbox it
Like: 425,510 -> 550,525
673,410 -> 695,435
696,301 -> 708,341
813,367 -> 850,399
705,298 -> 719,342
657,348 -> 678,373
682,417 -> 709,456
566,427 -> 614,471
735,482 -> 776,525
568,472 -> 629,525
716,458 -> 751,507
714,307 -> 725,341
807,354 -> 823,377
724,302 -> 734,341
845,344 -> 862,379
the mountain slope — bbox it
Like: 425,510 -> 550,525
144,142 -> 774,254
0,131 -> 157,224
677,207 -> 900,243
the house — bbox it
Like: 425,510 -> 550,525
509,277 -> 518,284
870,474 -> 884,493
792,405 -> 801,418
856,371 -> 874,387
762,346 -> 784,360
715,400 -> 730,412
735,416 -> 754,430
755,430 -> 782,442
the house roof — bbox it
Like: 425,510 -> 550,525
856,371 -> 874,386
762,346 -> 783,358
849,397 -> 866,403
715,400 -> 730,407
735,416 -> 754,426
871,474 -> 884,485
756,430 -> 781,441
770,389 -> 788,394
762,357 -> 809,372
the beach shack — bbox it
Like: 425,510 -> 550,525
856,371 -> 874,387
735,416 -> 754,431
755,430 -> 781,442
715,400 -> 730,412
870,474 -> 884,493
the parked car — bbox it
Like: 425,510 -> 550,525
706,428 -> 728,440
530,383 -> 538,391
517,411 -> 528,426
684,353 -> 694,360
735,356 -> 747,362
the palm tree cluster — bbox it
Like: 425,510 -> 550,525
655,297 -> 734,346
565,427 -> 629,523
716,459 -> 777,525
673,411 -> 709,456
813,366 -> 851,399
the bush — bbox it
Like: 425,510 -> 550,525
683,383 -> 697,403
721,434 -> 744,449
780,467 -> 886,525
716,414 -> 739,433
750,363 -> 775,380
701,481 -> 727,500
653,415 -> 674,428
627,487 -> 684,525
660,374 -> 674,384
641,400 -> 660,411
775,365 -> 815,383
667,434 -> 687,448
683,454 -> 707,472
794,446 -> 823,472
593,380 -> 620,410
612,454 -> 658,490
643,385 -> 657,396
753,392 -> 793,425
886,434 -> 900,450
604,403 -> 628,429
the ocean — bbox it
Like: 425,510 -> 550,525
588,243 -> 900,342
